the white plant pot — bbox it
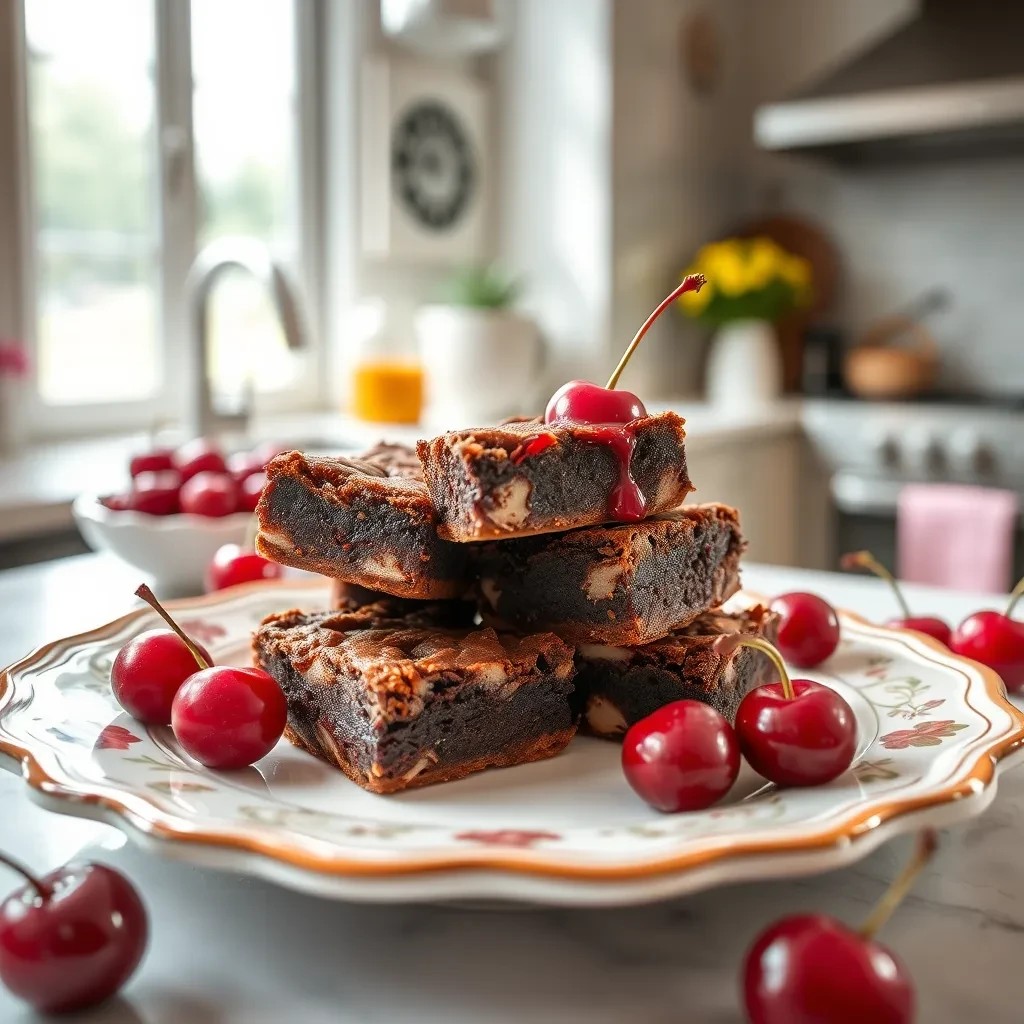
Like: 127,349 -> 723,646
415,305 -> 545,426
705,318 -> 782,409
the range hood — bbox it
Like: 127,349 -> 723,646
755,0 -> 1024,163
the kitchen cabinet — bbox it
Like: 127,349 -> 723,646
685,427 -> 827,570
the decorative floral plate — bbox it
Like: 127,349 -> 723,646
2,581 -> 1022,906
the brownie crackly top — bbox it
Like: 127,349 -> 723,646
255,447 -> 471,600
254,606 -> 575,725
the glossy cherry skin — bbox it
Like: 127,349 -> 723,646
622,700 -> 740,812
172,666 -> 287,769
887,615 -> 952,646
0,863 -> 148,1014
206,543 -> 283,592
179,471 -> 238,517
111,629 -> 213,725
736,680 -> 856,787
128,470 -> 182,516
545,379 -> 647,425
238,470 -> 268,513
173,438 -> 227,482
950,610 -> 1024,691
744,914 -> 914,1024
770,592 -> 841,668
129,448 -> 174,478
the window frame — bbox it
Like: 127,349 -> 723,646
11,0 -> 325,442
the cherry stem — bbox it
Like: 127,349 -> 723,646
134,584 -> 210,671
841,550 -> 912,620
0,851 -> 49,899
859,830 -> 938,939
713,634 -> 794,700
1006,576 -> 1024,618
605,274 -> 706,390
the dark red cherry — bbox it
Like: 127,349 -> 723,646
111,629 -> 212,725
736,679 -> 856,787
545,380 -> 647,426
950,609 -> 1024,692
0,860 -> 148,1014
128,470 -> 182,516
173,438 -> 227,482
179,471 -> 238,518
621,700 -> 740,812
744,914 -> 913,1024
888,615 -> 952,645
206,543 -> 282,592
770,592 -> 841,668
129,448 -> 174,478
171,666 -> 287,769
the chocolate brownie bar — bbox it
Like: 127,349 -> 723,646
253,605 -> 577,793
576,605 -> 780,738
256,448 -> 470,600
475,503 -> 745,645
416,412 -> 692,541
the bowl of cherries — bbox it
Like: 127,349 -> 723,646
73,439 -> 281,595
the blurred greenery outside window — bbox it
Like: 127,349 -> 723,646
22,0 -> 313,427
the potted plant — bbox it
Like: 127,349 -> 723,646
678,237 -> 812,408
415,266 -> 544,425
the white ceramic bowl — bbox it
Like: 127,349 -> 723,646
73,493 -> 250,596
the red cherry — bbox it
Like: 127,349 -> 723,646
111,628 -> 213,725
545,380 -> 647,425
129,448 -> 174,478
173,438 -> 227,482
179,471 -> 238,517
736,679 -> 856,787
127,470 -> 182,516
237,471 -> 268,513
172,666 -> 287,769
950,609 -> 1024,691
770,592 -> 840,668
744,914 -> 913,1024
0,859 -> 148,1014
206,543 -> 282,592
621,700 -> 740,812
888,615 -> 952,645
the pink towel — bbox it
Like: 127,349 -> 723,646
898,484 -> 1018,592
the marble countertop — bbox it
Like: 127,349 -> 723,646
0,555 -> 1022,1022
0,401 -> 801,543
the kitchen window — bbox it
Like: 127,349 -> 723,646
12,0 -> 322,438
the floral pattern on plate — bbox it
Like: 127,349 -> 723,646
1,582 -> 1022,905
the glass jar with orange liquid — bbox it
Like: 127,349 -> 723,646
348,301 -> 424,425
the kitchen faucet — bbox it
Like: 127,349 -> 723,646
184,238 -> 307,440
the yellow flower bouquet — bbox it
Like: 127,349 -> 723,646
678,237 -> 812,325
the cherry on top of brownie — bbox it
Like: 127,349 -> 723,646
416,411 -> 692,543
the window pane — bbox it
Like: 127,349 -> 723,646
25,0 -> 160,405
191,0 -> 303,394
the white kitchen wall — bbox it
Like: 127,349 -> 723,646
743,0 -> 1024,396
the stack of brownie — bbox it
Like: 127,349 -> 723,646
252,414 -> 777,794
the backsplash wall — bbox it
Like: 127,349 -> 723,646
744,0 -> 1024,396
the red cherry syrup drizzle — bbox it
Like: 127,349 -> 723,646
541,274 -> 705,521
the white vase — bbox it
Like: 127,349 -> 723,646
415,305 -> 545,426
705,318 -> 782,409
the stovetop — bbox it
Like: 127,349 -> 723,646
807,388 -> 1024,412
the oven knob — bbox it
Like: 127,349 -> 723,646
872,433 -> 900,468
921,439 -> 946,476
949,430 -> 997,477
